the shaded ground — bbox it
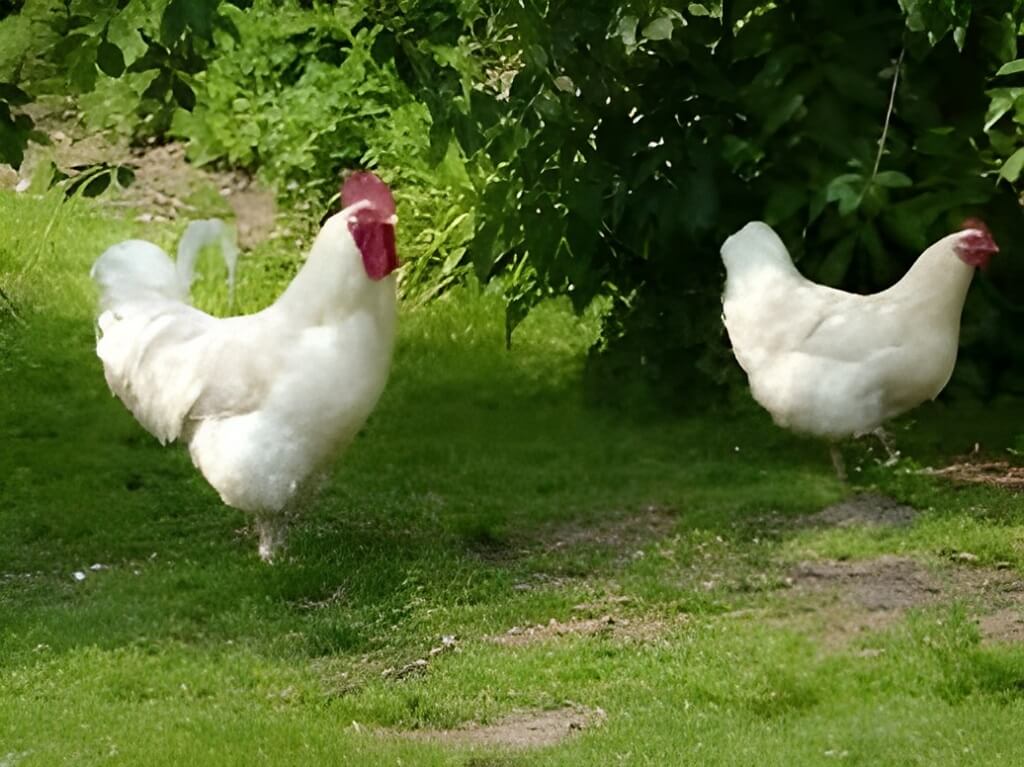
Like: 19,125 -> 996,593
802,493 -> 918,528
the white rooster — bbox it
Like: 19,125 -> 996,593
721,219 -> 998,477
92,172 -> 399,560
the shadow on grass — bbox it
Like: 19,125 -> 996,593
5,302 -> 1021,670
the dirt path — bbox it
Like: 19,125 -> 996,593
2,106 -> 277,248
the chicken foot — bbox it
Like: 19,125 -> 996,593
872,427 -> 901,466
253,471 -> 330,563
255,515 -> 288,564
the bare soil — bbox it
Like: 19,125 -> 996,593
3,110 -> 277,248
783,555 -> 1024,647
542,505 -> 678,553
391,706 -> 604,750
802,493 -> 918,528
978,608 -> 1024,644
490,613 -> 677,647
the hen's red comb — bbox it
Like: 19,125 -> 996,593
956,217 -> 999,268
961,217 -> 991,235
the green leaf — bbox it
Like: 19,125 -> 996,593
953,25 -> 966,51
160,0 -> 187,44
826,173 -> 864,216
997,59 -> 1024,76
872,170 -> 913,188
0,82 -> 30,106
171,77 -> 196,111
525,44 -> 548,70
764,184 -> 806,224
999,146 -> 1024,182
642,16 -> 675,41
0,103 -> 32,169
182,2 -> 219,41
617,15 -> 638,48
816,235 -> 856,286
984,87 -> 1022,130
763,93 -> 804,136
67,41 -> 100,92
96,41 -> 125,77
115,165 -> 136,187
82,172 -> 112,197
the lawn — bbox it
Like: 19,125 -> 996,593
2,189 -> 1024,766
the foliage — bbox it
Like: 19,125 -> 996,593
3,0 -> 1024,399
170,3 -> 430,198
374,0 -> 1024,402
0,80 -> 36,167
0,0 -> 239,165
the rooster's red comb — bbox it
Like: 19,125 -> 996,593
341,172 -> 395,216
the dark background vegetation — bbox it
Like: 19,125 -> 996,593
3,0 -> 1024,406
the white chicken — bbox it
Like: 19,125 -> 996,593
92,172 -> 399,560
720,219 -> 998,477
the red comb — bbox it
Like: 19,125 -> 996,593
961,217 -> 990,235
341,171 -> 396,216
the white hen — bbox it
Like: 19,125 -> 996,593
92,172 -> 399,560
721,220 -> 998,476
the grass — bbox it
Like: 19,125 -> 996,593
2,189 -> 1024,765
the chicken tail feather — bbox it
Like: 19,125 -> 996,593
176,219 -> 239,303
92,219 -> 238,313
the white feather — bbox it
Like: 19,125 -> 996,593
92,212 -> 397,531
721,221 -> 976,439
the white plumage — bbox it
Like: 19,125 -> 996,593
721,220 -> 996,473
92,180 -> 398,560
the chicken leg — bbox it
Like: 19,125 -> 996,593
872,427 -> 901,466
829,444 -> 848,482
256,515 -> 288,563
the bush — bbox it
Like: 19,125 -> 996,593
375,0 -> 1024,403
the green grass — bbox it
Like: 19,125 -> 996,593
2,189 -> 1024,765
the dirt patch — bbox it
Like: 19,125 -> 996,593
803,494 -> 918,528
472,505 -> 677,569
783,556 -> 941,647
392,706 -> 604,750
102,142 -> 276,248
4,110 -> 277,248
782,556 -> 1024,648
978,608 -> 1024,644
788,556 -> 940,611
491,613 -> 675,647
543,505 -> 677,553
925,460 -> 1024,493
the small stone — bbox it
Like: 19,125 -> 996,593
72,571 -> 86,582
